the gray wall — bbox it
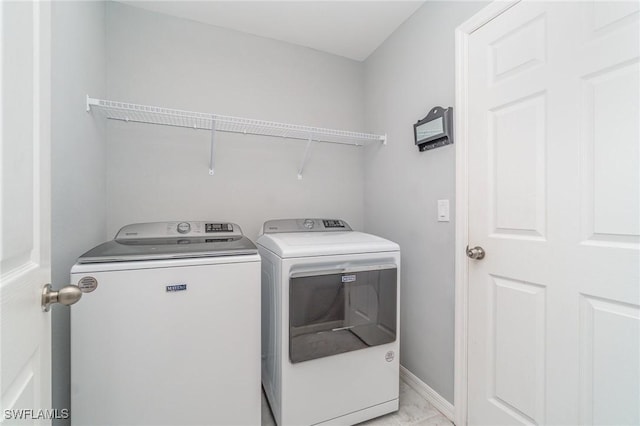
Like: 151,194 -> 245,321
51,2 -> 106,424
49,0 -> 490,416
363,1 -> 488,404
104,2 -> 366,241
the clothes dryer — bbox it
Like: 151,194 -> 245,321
257,219 -> 400,426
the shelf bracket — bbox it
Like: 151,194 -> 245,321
86,95 -> 98,112
209,119 -> 216,175
297,135 -> 314,180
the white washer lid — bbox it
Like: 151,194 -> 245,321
256,231 -> 399,258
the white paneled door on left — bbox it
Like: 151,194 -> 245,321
465,1 -> 639,425
1,1 -> 53,424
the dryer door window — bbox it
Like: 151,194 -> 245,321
289,267 -> 397,363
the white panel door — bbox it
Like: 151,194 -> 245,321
466,1 -> 639,425
1,1 -> 53,424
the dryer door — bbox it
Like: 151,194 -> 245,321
289,266 -> 397,363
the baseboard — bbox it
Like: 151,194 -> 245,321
400,365 -> 455,422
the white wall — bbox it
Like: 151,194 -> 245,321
104,2 -> 367,241
363,1 -> 488,404
50,2 -> 106,425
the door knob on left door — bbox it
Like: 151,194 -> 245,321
42,284 -> 82,312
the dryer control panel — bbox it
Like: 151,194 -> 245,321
262,219 -> 352,233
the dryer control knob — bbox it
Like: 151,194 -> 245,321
177,222 -> 191,234
303,219 -> 314,229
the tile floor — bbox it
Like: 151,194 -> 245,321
261,379 -> 453,426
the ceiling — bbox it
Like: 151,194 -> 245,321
118,1 -> 425,61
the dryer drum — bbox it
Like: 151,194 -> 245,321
289,267 -> 397,363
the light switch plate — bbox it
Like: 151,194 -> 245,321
438,199 -> 450,222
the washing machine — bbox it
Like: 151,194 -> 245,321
70,221 -> 261,426
257,218 -> 400,426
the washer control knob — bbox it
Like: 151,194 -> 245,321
303,219 -> 314,229
177,222 -> 191,234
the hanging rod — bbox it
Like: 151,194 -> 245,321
86,96 -> 387,146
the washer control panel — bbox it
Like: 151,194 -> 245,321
115,221 -> 242,240
263,219 -> 352,233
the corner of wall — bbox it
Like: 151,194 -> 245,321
361,0 -> 490,406
51,2 -> 108,424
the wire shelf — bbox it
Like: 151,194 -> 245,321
86,97 -> 386,146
